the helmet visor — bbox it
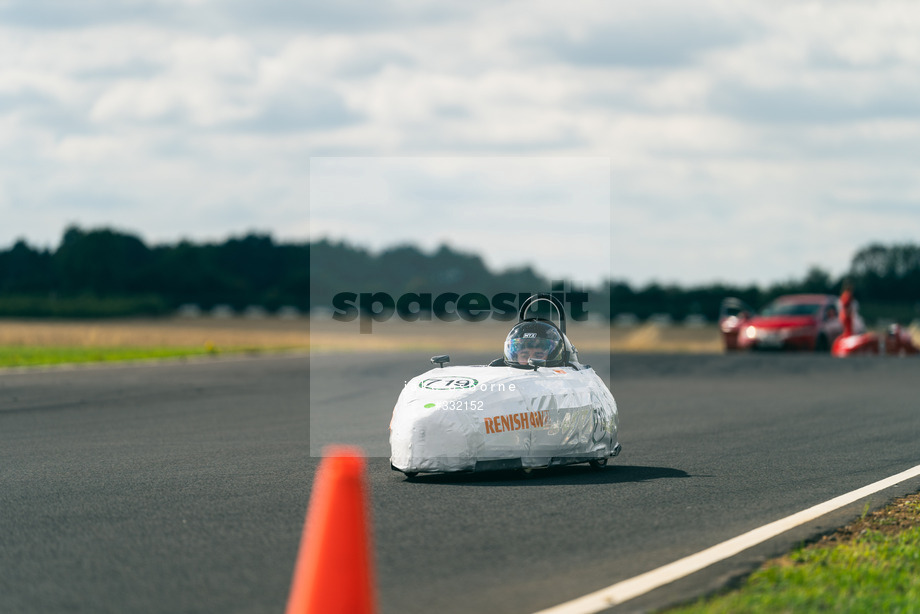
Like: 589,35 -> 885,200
507,337 -> 557,360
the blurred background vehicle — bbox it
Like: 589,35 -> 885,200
723,294 -> 843,352
718,297 -> 754,351
884,324 -> 920,356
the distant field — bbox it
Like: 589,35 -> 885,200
309,318 -> 724,353
0,346 -> 224,368
0,318 -> 308,367
4,317 -> 916,362
0,317 -> 724,367
0,317 -> 309,350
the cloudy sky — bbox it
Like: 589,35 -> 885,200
2,0 -> 919,286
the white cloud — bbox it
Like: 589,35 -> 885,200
309,157 -> 610,284
2,1 -> 920,287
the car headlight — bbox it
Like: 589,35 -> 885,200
744,326 -> 757,339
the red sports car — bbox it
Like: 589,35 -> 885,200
721,294 -> 844,352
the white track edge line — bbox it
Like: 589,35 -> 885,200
533,463 -> 920,614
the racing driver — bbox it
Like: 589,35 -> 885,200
502,320 -> 565,367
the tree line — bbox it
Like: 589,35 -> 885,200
0,227 -> 309,316
0,226 -> 917,322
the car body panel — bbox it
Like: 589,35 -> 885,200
832,332 -> 880,357
389,364 -> 619,474
833,324 -> 920,357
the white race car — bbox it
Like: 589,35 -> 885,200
389,294 -> 620,476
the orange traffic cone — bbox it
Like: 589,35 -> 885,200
285,446 -> 376,614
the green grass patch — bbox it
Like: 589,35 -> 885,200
666,497 -> 920,613
0,345 -> 232,368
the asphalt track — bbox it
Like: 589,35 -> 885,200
2,351 -> 920,614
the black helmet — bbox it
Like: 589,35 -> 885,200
503,320 -> 565,367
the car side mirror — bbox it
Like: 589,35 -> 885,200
528,358 -> 546,369
431,355 -> 450,368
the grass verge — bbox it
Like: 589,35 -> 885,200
664,493 -> 920,613
0,318 -> 308,368
0,345 -> 255,368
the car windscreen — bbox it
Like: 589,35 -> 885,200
760,302 -> 822,317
